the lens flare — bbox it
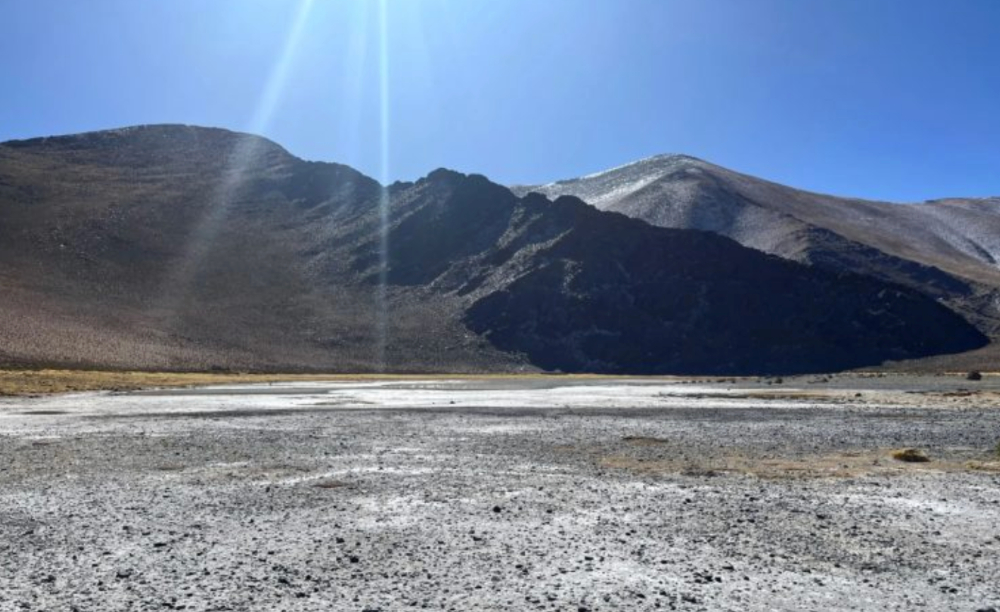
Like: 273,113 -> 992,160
375,0 -> 391,371
250,0 -> 315,135
156,0 -> 315,329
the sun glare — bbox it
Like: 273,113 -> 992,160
376,0 -> 392,371
155,0 -> 318,330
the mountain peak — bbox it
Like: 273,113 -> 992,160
423,167 -> 466,183
510,153 -> 714,209
577,153 -> 705,179
4,123 -> 277,149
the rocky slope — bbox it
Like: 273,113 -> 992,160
0,126 -> 986,373
516,155 -> 1000,341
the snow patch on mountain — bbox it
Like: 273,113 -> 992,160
519,155 -> 707,210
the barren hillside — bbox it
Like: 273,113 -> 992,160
0,126 -> 986,373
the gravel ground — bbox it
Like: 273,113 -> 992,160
1,375 -> 1000,611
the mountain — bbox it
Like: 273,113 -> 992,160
0,125 -> 987,374
515,155 -> 1000,345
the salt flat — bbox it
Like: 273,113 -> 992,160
2,375 -> 999,611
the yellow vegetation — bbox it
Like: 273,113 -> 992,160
0,369 -> 368,396
0,368 -> 620,397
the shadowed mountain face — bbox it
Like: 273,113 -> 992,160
516,155 -> 1000,341
0,126 -> 987,374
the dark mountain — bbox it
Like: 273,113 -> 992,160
0,126 -> 986,373
516,155 -> 1000,367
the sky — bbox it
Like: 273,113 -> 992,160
1,0 -> 999,201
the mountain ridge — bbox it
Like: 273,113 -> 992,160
517,153 -> 1000,206
516,153 -> 1000,342
0,124 -> 989,373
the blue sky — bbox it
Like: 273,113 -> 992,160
2,0 -> 999,201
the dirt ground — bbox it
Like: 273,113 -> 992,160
1,374 -> 999,611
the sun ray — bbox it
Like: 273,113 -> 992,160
375,0 -> 391,371
155,0 -> 316,336
249,0 -> 315,134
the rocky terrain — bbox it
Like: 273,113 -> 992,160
515,154 -> 1000,357
1,375 -> 999,611
0,125 -> 988,374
